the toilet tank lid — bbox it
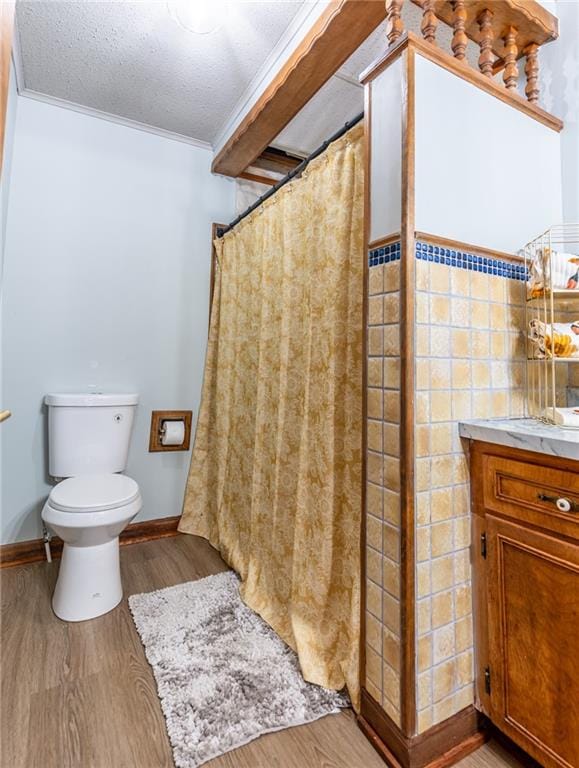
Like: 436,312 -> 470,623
45,393 -> 139,407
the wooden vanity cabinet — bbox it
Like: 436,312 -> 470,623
469,441 -> 579,768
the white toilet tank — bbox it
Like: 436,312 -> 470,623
45,393 -> 139,478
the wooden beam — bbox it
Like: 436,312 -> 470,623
251,146 -> 303,176
0,2 -> 14,174
212,0 -> 386,178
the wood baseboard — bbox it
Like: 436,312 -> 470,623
0,515 -> 180,569
359,689 -> 488,768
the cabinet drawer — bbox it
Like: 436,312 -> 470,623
483,455 -> 579,540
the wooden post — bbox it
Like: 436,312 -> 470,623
386,0 -> 404,46
421,0 -> 437,44
451,0 -> 468,61
503,25 -> 519,90
477,8 -> 494,77
524,42 -> 540,103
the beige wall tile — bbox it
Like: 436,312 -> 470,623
367,451 -> 383,484
430,327 -> 451,357
433,624 -> 455,665
366,611 -> 382,653
384,324 -> 399,357
433,659 -> 456,702
430,423 -> 453,455
431,521 -> 453,557
471,300 -> 490,329
367,547 -> 382,586
489,274 -> 506,302
368,295 -> 383,325
366,678 -> 382,705
417,562 -> 431,598
431,263 -> 450,294
430,295 -> 450,325
454,517 -> 471,549
455,615 -> 473,652
471,330 -> 490,358
417,707 -> 433,733
383,390 -> 400,423
417,670 -> 433,709
472,361 -> 490,388
416,425 -> 430,458
432,693 -> 458,724
431,391 -> 451,422
367,388 -> 383,420
453,484 -> 470,518
383,489 -> 400,527
456,650 -> 474,687
368,326 -> 383,356
451,328 -> 470,358
383,523 -> 400,562
417,293 -> 430,324
383,455 -> 400,492
383,627 -> 401,672
416,458 -> 431,492
383,422 -> 400,457
472,390 -> 491,418
417,526 -> 431,562
367,420 -> 382,452
451,297 -> 470,327
451,390 -> 472,420
432,590 -> 453,628
416,359 -> 430,390
416,327 -> 430,357
367,357 -> 383,387
367,513 -> 383,551
430,360 -> 451,389
383,662 -> 401,709
431,487 -> 453,522
453,548 -> 471,585
369,265 -> 383,295
416,261 -> 429,291
366,579 -> 382,620
416,491 -> 431,526
451,360 -> 471,389
367,483 -> 383,518
470,273 -> 489,301
417,597 -> 432,635
382,696 -> 401,727
454,584 -> 472,619
384,263 -> 400,293
450,268 -> 469,297
383,557 -> 400,598
418,634 -> 432,672
430,455 -> 454,487
384,293 -> 400,324
491,331 -> 507,359
383,591 -> 401,636
416,392 -> 430,423
431,555 -> 454,592
383,357 -> 401,389
366,645 -> 382,691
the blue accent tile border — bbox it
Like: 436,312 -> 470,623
368,239 -> 528,281
368,241 -> 401,267
415,241 -> 528,281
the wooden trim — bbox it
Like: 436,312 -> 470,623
0,1 -> 14,173
400,45 -> 417,736
148,410 -> 192,452
212,0 -> 386,177
369,232 -> 402,250
360,79 -> 372,711
360,33 -> 412,85
0,515 -> 181,569
359,689 -> 488,768
361,33 -> 562,133
414,232 -> 524,263
251,146 -> 303,175
238,171 -> 278,187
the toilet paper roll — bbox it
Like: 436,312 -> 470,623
161,420 -> 186,446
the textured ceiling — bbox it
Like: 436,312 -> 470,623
15,0 -> 305,145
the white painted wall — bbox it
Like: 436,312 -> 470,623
1,96 -> 235,544
539,0 -> 579,222
414,55 -> 562,253
1,63 -> 18,268
369,56 -> 402,243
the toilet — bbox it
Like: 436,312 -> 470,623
41,393 -> 142,622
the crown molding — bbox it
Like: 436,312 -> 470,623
212,0 -> 332,155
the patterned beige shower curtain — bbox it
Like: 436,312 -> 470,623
179,124 -> 364,708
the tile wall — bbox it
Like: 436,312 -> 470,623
365,242 -> 402,726
413,241 -> 529,733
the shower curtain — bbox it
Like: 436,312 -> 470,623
179,123 -> 364,708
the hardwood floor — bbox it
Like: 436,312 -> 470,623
0,534 -> 524,768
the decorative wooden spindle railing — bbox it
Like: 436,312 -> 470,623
384,0 -> 559,110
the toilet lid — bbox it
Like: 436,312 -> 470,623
49,474 -> 140,513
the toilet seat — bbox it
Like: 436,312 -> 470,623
49,474 -> 139,513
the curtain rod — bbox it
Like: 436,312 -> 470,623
216,111 -> 364,238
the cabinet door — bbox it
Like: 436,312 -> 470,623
486,515 -> 579,768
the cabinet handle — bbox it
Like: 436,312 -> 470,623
537,493 -> 577,513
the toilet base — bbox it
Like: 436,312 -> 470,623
52,538 -> 123,622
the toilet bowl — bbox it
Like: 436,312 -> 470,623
42,473 -> 142,622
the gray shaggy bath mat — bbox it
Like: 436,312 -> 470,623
128,570 -> 348,768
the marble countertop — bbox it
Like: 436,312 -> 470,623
458,418 -> 579,461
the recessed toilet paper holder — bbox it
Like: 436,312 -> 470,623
149,410 -> 193,452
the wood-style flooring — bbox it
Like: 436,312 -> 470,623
0,534 -> 525,768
